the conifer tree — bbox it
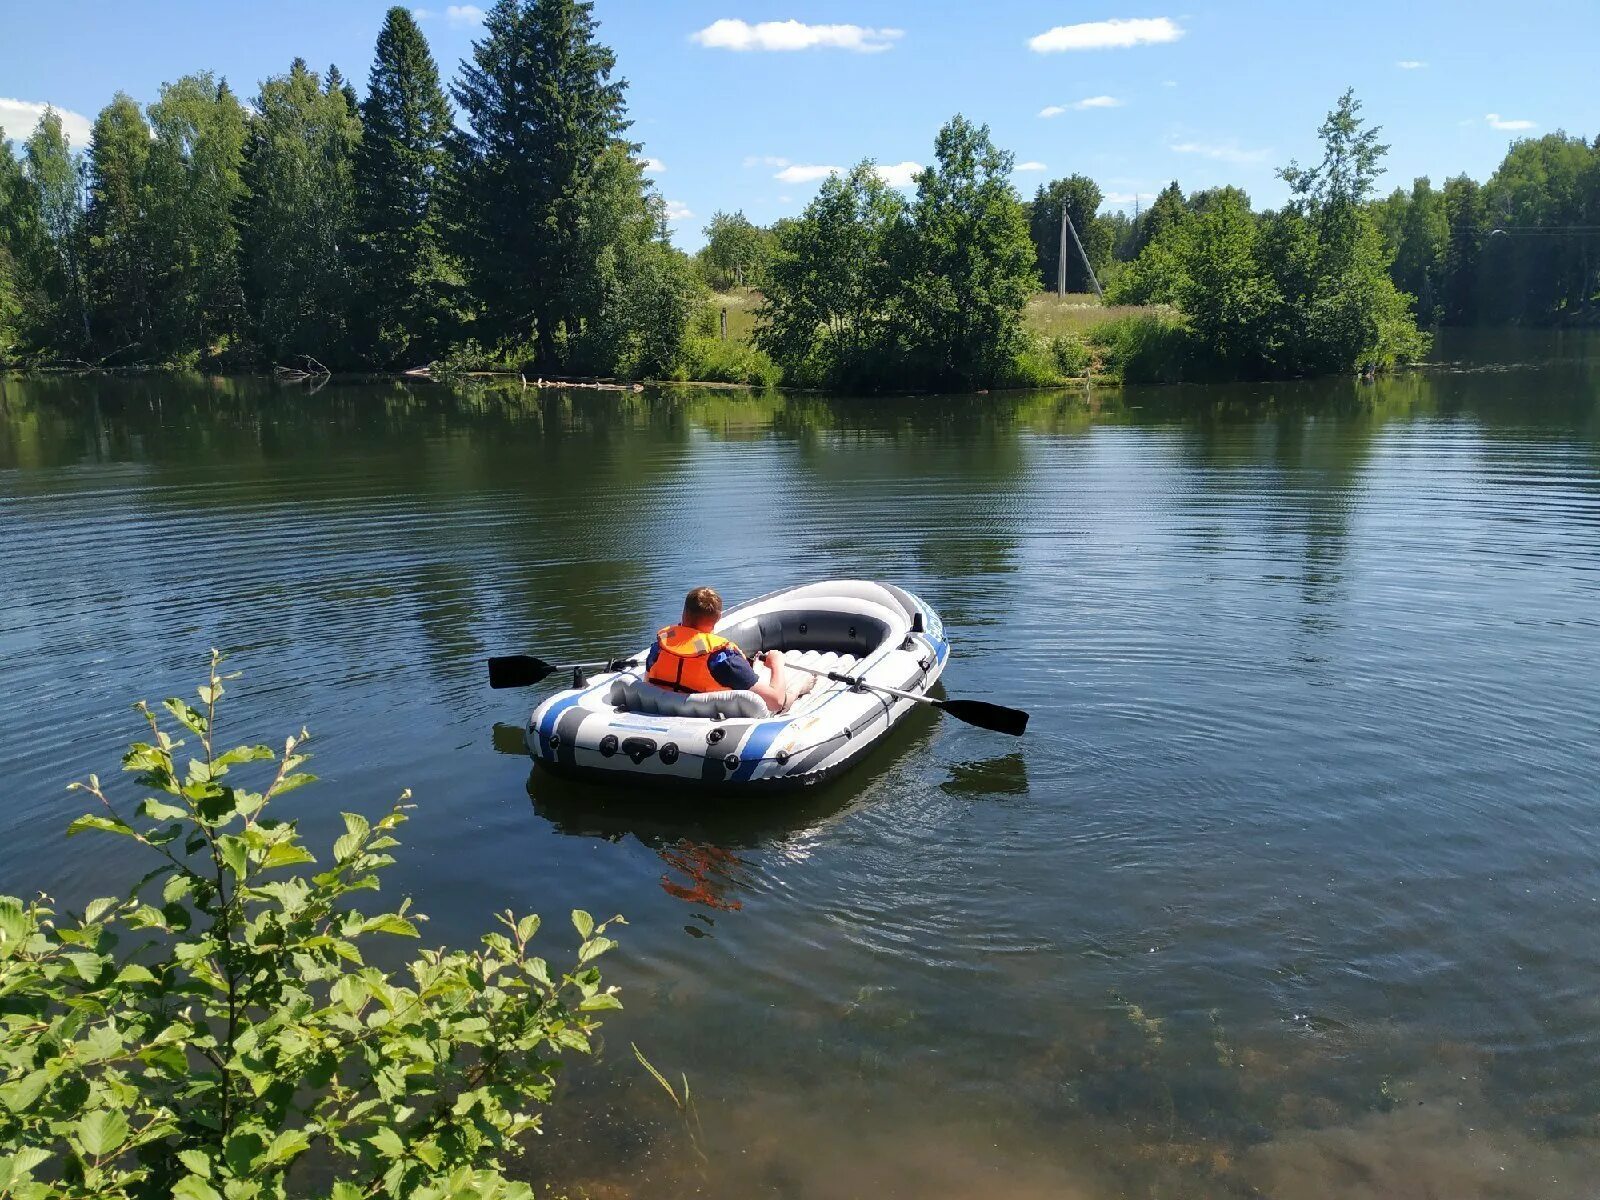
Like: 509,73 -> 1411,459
451,0 -> 630,365
355,7 -> 456,365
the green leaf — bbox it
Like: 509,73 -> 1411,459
273,773 -> 317,796
218,835 -> 249,879
572,909 -> 594,940
172,1176 -> 223,1200
261,841 -> 315,870
330,1185 -> 363,1200
368,1126 -> 405,1158
264,1128 -> 310,1165
177,1149 -> 212,1178
0,895 -> 31,950
76,1109 -> 129,1157
516,913 -> 541,942
67,814 -> 135,838
138,797 -> 189,822
215,745 -> 275,768
84,896 -> 117,924
164,698 -> 209,736
361,914 -> 419,938
411,1139 -> 443,1169
342,812 -> 371,840
578,992 -> 623,1012
115,963 -> 158,984
0,1070 -> 51,1112
64,951 -> 105,982
578,936 -> 617,964
7,1147 -> 50,1179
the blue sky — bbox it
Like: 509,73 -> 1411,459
3,1 -> 1596,249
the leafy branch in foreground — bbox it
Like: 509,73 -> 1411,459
0,651 -> 623,1199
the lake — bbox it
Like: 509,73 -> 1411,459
2,329 -> 1598,1198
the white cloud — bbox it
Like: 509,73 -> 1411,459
1396,60 -> 1427,69
744,154 -> 791,168
1015,161 -> 1048,172
1103,190 -> 1155,206
638,157 -> 666,174
1486,112 -> 1535,131
1038,105 -> 1067,119
1161,79 -> 1178,87
1170,140 -> 1271,165
0,98 -> 93,148
1029,17 -> 1183,52
413,5 -> 482,25
875,160 -> 922,187
692,19 -> 903,53
1074,95 -> 1124,109
774,163 -> 842,183
663,199 -> 694,222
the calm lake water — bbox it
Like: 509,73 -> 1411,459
2,330 -> 1598,1198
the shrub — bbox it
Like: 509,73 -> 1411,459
1087,313 -> 1192,384
0,654 -> 623,1199
674,334 -> 782,387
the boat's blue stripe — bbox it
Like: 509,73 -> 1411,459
535,692 -> 589,760
731,719 -> 789,782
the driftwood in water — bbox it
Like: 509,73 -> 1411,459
273,355 -> 332,383
405,363 -> 642,391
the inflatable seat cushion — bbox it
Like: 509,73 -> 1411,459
606,675 -> 769,719
605,651 -> 861,720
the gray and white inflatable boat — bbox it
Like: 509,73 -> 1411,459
526,580 -> 948,791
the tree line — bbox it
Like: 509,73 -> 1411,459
0,0 -> 697,377
4,0 -> 1595,390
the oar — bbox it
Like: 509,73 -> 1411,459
781,661 -> 1029,736
487,654 -> 638,690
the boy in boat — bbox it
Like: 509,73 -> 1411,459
645,586 -> 794,714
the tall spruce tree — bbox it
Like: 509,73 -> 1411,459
85,93 -> 152,358
355,7 -> 456,365
451,0 -> 630,365
144,74 -> 249,361
240,59 -> 363,363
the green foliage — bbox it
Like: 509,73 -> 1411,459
240,60 -> 364,364
20,109 -> 90,356
143,75 -> 249,364
674,330 -> 782,387
84,94 -> 152,361
757,116 -> 1037,392
1086,313 -> 1191,384
1132,181 -> 1186,257
900,115 -> 1038,389
694,211 -> 773,291
0,653 -> 623,1199
1103,91 -> 1428,379
754,162 -> 908,389
451,0 -> 631,366
354,7 -> 460,367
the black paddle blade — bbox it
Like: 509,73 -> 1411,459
937,698 -> 1030,736
487,655 -> 556,689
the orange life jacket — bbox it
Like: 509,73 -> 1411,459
646,625 -> 740,694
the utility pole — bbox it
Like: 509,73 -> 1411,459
1057,207 -> 1068,298
1062,203 -> 1104,301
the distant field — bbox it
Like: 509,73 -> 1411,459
707,290 -> 762,342
1025,293 -> 1172,337
706,289 -> 1165,346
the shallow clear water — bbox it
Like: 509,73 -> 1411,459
2,330 -> 1598,1197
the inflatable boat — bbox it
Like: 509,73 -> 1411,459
525,580 -> 948,791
